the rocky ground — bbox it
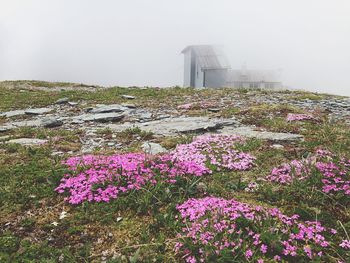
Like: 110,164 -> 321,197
0,80 -> 349,262
1,80 -> 349,153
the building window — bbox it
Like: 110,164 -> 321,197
266,83 -> 274,89
249,83 -> 259,89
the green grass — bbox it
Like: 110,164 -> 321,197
0,81 -> 211,111
286,90 -> 342,101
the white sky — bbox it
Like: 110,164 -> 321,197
0,0 -> 350,96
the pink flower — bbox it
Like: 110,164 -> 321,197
273,255 -> 281,261
245,249 -> 253,259
185,256 -> 197,263
304,245 -> 313,259
339,240 -> 350,250
260,244 -> 268,254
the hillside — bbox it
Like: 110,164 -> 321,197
0,81 -> 349,262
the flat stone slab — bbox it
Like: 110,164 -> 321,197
89,104 -> 127,114
121,95 -> 136,100
25,108 -> 53,115
0,118 -> 50,131
0,110 -> 26,118
121,103 -> 136,109
41,117 -> 63,128
220,126 -> 304,142
73,113 -> 125,123
142,142 -> 168,155
7,138 -> 48,146
10,119 -> 42,127
127,109 -> 153,122
108,117 -> 239,135
0,125 -> 14,133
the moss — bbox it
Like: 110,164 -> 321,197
0,234 -> 19,254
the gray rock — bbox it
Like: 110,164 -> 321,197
208,108 -> 220,112
74,113 -> 125,123
51,151 -> 64,156
126,109 -> 154,122
108,117 -> 240,136
90,104 -> 126,114
7,138 -> 48,146
10,119 -> 42,128
121,103 -> 136,109
84,107 -> 94,112
68,101 -> 79,106
121,95 -> 135,100
142,142 -> 168,155
0,110 -> 26,118
0,125 -> 14,133
137,113 -> 153,122
220,126 -> 304,142
71,118 -> 84,124
41,117 -> 63,128
155,114 -> 171,120
55,97 -> 69,104
0,120 -> 42,131
271,144 -> 285,149
25,108 -> 53,115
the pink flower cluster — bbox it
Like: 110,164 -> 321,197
286,113 -> 315,122
177,103 -> 193,110
55,153 -> 207,204
56,135 -> 255,204
175,197 -> 334,262
266,150 -> 350,196
172,134 -> 255,172
266,159 -> 311,184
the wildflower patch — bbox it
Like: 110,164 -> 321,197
175,197 -> 338,262
265,149 -> 350,197
56,135 -> 255,204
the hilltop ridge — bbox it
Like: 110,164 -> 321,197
0,80 -> 349,262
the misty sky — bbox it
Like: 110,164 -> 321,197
0,0 -> 349,96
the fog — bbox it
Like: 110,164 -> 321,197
1,0 -> 349,96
